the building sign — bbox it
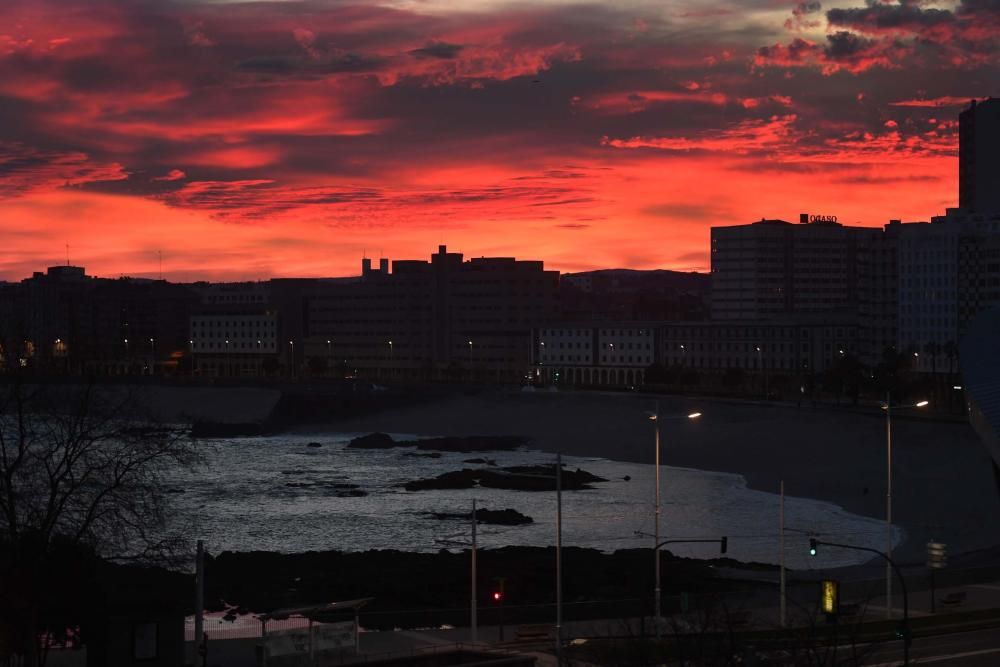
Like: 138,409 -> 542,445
821,580 -> 839,615
800,213 -> 838,224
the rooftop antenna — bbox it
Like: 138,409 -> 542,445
158,250 -> 163,280
66,243 -> 70,266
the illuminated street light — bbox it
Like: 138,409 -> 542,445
647,404 -> 703,639
880,394 -> 928,619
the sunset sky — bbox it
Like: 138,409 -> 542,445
1,0 -> 997,281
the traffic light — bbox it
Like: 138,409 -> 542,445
809,538 -> 818,556
720,537 -> 728,554
493,591 -> 502,603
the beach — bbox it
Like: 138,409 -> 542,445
321,388 -> 1000,563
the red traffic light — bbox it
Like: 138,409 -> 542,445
493,591 -> 502,602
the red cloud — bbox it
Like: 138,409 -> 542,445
0,0 -> 981,280
0,143 -> 128,196
602,115 -> 800,155
890,96 -> 986,107
754,32 -> 911,74
152,169 -> 186,182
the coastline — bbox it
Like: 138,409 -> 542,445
302,387 -> 1000,564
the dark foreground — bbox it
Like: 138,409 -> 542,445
202,546 -> 766,630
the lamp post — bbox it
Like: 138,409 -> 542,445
647,406 -> 702,639
881,393 -> 928,619
225,339 -> 231,377
468,340 -> 474,379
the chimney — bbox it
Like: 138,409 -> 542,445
438,245 -> 447,255
379,258 -> 389,274
362,258 -> 372,276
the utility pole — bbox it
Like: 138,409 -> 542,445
654,400 -> 662,640
471,499 -> 478,644
195,540 -> 205,666
555,452 -> 563,661
886,390 -> 893,620
779,480 -> 786,628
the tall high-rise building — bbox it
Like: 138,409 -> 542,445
710,216 -> 879,321
959,98 -> 1000,216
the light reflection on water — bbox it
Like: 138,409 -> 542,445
168,433 -> 901,570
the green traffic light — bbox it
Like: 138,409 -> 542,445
809,538 -> 818,556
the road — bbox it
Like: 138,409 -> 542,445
831,627 -> 1000,666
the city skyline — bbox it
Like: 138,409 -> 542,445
2,0 -> 998,281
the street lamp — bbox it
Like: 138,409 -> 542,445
880,394 -> 928,619
647,405 -> 702,639
289,340 -> 295,378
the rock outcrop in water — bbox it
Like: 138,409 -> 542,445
401,465 -> 606,492
348,432 -> 528,452
282,480 -> 367,497
430,508 -> 533,525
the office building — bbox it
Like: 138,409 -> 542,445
959,98 -> 1000,216
710,216 -> 879,321
307,246 -> 559,382
534,324 -> 655,386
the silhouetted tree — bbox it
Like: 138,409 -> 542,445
0,379 -> 198,666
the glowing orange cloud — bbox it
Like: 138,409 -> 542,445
0,0 -> 990,281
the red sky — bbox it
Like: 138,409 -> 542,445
1,0 -> 997,281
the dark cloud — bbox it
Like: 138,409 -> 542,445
786,1 -> 823,31
0,0 -> 994,233
826,3 -> 955,33
409,41 -> 463,59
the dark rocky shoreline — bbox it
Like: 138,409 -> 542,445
203,546 -> 764,630
429,508 -> 534,525
401,465 -> 607,492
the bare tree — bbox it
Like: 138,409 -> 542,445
0,379 -> 199,666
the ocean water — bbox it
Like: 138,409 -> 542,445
169,432 -> 900,570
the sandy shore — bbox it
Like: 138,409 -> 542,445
320,388 -> 1000,563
